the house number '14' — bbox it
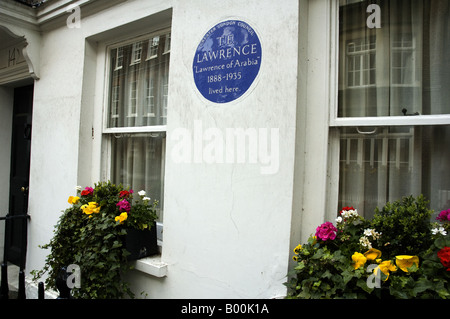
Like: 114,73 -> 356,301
8,47 -> 21,67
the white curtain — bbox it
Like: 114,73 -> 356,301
111,134 -> 166,218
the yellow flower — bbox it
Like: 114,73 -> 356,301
395,255 -> 419,272
364,248 -> 382,261
115,212 -> 128,224
81,202 -> 100,215
293,244 -> 302,254
352,252 -> 367,269
375,260 -> 397,281
68,196 -> 80,204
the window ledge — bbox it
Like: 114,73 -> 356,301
131,255 -> 167,277
330,114 -> 450,127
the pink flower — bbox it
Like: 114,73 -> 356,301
315,222 -> 337,241
116,199 -> 131,212
436,209 -> 450,222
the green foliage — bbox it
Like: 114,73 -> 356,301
286,238 -> 372,299
286,195 -> 450,299
371,195 -> 433,259
388,236 -> 450,299
286,208 -> 376,299
31,181 -> 159,299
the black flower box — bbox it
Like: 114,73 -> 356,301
124,224 -> 159,261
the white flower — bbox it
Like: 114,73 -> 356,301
363,228 -> 382,240
364,228 -> 373,237
143,196 -> 151,201
341,209 -> 358,219
336,216 -> 343,224
75,186 -> 82,191
138,190 -> 146,196
432,227 -> 447,236
359,236 -> 372,249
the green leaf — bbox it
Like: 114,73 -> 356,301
311,249 -> 324,260
435,237 -> 446,250
104,233 -> 114,240
321,270 -> 332,279
412,278 -> 433,296
295,261 -> 305,271
112,240 -> 122,249
356,278 -> 373,294
342,269 -> 355,285
406,263 -> 419,273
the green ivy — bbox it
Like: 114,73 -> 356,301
31,181 -> 158,299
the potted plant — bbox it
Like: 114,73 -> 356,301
32,181 -> 159,299
286,195 -> 450,299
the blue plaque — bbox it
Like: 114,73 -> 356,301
193,20 -> 262,103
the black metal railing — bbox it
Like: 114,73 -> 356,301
1,213 -> 72,299
1,214 -> 31,299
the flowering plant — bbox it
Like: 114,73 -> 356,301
286,195 -> 450,299
32,181 -> 159,299
72,183 -> 157,231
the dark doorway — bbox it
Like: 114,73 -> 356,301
5,84 -> 33,268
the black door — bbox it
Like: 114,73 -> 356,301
5,85 -> 33,268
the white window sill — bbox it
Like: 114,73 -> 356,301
131,255 -> 167,277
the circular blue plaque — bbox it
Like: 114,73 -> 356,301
193,20 -> 262,103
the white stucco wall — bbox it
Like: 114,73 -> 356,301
157,0 -> 299,298
25,23 -> 86,277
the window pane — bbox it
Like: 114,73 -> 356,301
108,33 -> 171,127
339,0 -> 450,117
339,125 -> 450,219
111,134 -> 166,220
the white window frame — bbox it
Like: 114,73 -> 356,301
101,30 -> 170,227
328,0 -> 450,216
114,46 -> 124,71
145,77 -> 156,117
346,36 -> 376,88
130,41 -> 143,65
390,33 -> 416,87
128,67 -> 139,117
102,29 -> 171,136
163,33 -> 171,54
146,36 -> 160,60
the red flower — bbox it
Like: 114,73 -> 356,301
119,190 -> 130,198
119,189 -> 133,198
81,187 -> 94,196
437,247 -> 450,271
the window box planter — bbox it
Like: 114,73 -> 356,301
124,223 -> 159,261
